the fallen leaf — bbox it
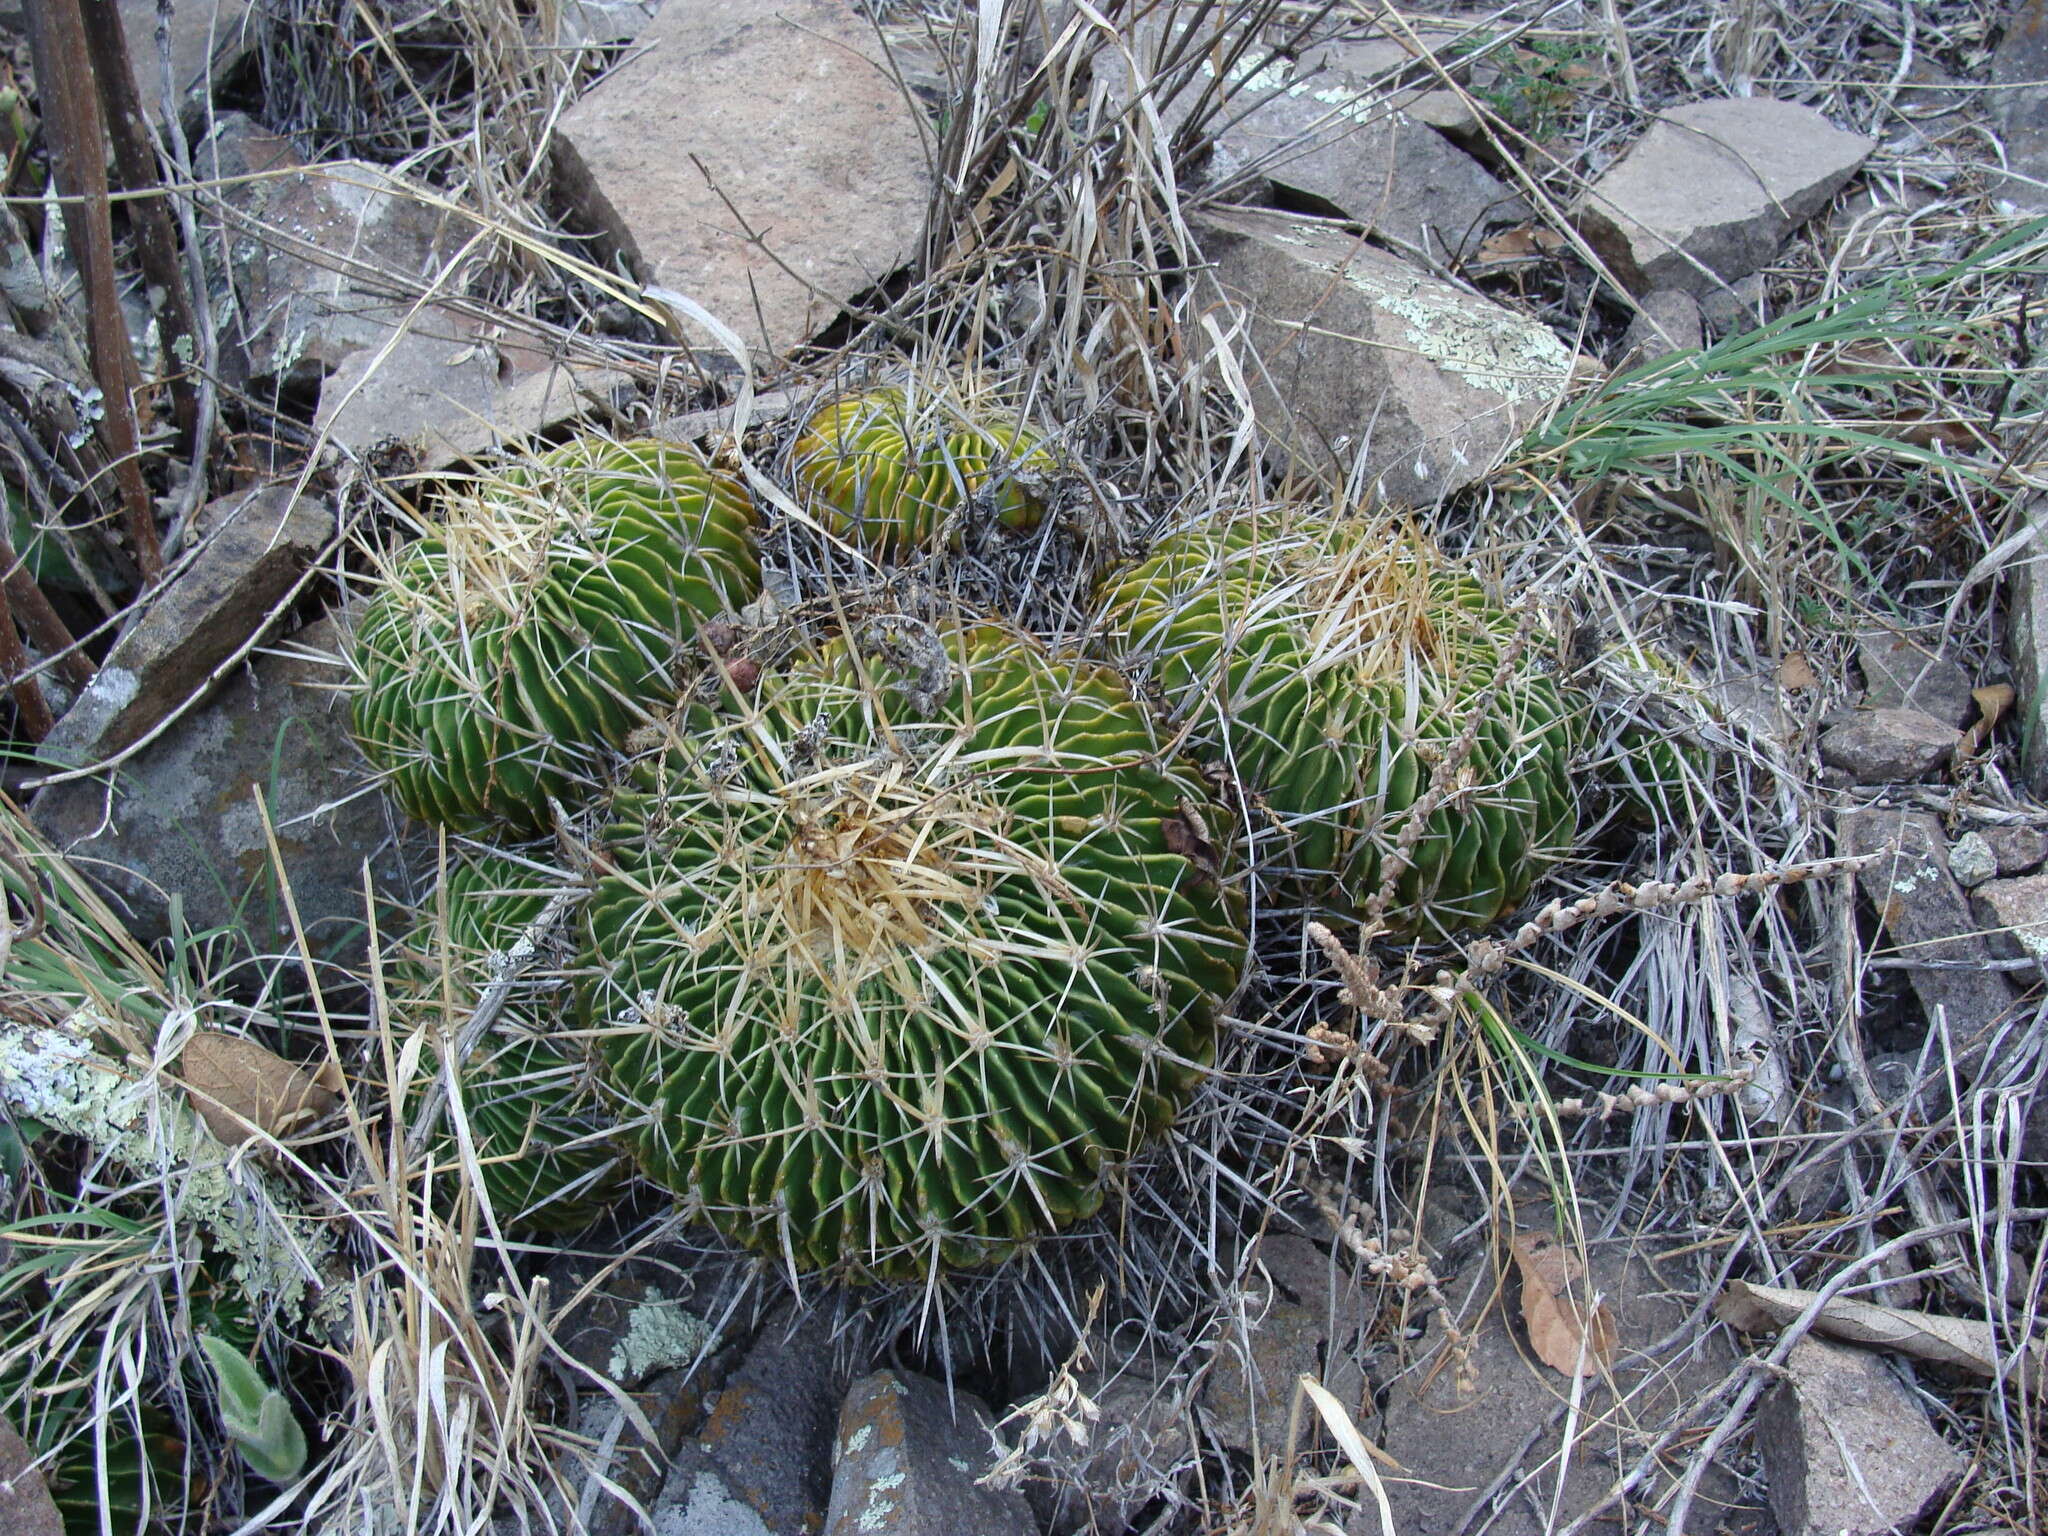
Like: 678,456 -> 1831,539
1777,652 -> 1819,691
0,1413 -> 62,1536
1960,683 -> 2016,756
181,1031 -> 342,1148
1473,225 -> 1565,267
1715,1279 -> 2045,1391
1511,1231 -> 1617,1378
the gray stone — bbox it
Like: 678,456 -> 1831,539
1103,19 -> 1519,257
1981,822 -> 2048,875
38,486 -> 332,769
0,1414 -> 61,1536
1838,809 -> 2020,1038
1621,288 -> 1704,363
1196,207 -> 1586,505
651,1445 -> 773,1536
1972,872 -> 2048,965
1755,1339 -> 1965,1536
1202,1235 -> 1375,1461
1857,631 -> 1976,726
1991,0 -> 2048,212
1578,98 -> 1873,295
1698,271 -> 1768,338
30,618 -> 415,952
558,0 -> 661,49
1947,831 -> 1999,889
700,1310 -> 842,1535
202,116 -> 474,393
123,0 -> 256,120
824,1371 -> 1035,1536
554,0 -> 931,365
1818,707 -> 1958,784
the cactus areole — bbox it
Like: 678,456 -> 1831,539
584,624 -> 1246,1280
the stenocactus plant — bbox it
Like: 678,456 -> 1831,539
581,620 -> 1245,1279
349,438 -> 759,834
1099,512 -> 1579,938
789,383 -> 1055,556
389,854 -> 623,1231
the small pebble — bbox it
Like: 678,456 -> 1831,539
1947,832 -> 1998,888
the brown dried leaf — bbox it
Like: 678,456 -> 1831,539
1715,1279 -> 2045,1391
1776,651 -> 1819,691
181,1030 -> 342,1148
1961,683 -> 2016,756
1511,1231 -> 1617,1378
0,1414 -> 62,1536
1472,225 -> 1565,267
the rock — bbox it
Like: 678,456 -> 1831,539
700,1309 -> 843,1535
1754,1339 -> 1965,1536
651,1445 -> 774,1536
1857,631 -> 1976,726
1947,831 -> 1999,889
122,0 -> 256,121
413,359 -> 637,470
559,0 -> 661,48
1022,1365 -> 1190,1534
2011,493 -> 2048,796
1577,98 -> 1874,295
1991,0 -> 2048,212
1196,207 -> 1586,505
1972,872 -> 2048,965
1203,1233 -> 1373,1459
1818,707 -> 1959,784
824,1371 -> 1035,1536
1838,809 -> 2019,1038
1980,822 -> 2048,876
30,618 -> 415,952
1102,18 -> 1520,256
554,0 -> 931,364
202,115 -> 473,393
1698,271 -> 1767,338
1621,288 -> 1704,363
37,486 -> 333,769
0,1414 -> 62,1536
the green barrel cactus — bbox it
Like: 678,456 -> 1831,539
1099,513 -> 1579,938
389,853 -> 623,1231
349,438 -> 760,834
1594,642 -> 1725,824
789,383 -> 1055,556
581,622 -> 1245,1279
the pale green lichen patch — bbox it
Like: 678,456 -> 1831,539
0,1010 -> 343,1329
1201,52 -> 1391,127
606,1293 -> 712,1383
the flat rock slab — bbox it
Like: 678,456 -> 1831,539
1992,0 -> 2048,211
124,0 -> 256,119
1818,707 -> 1959,784
31,618 -> 415,953
699,1311 -> 842,1535
202,115 -> 472,392
39,485 -> 332,768
554,0 -> 932,364
1972,871 -> 2048,964
1755,1338 -> 1965,1536
1196,208 -> 1585,503
1578,97 -> 1873,294
1103,18 -> 1519,256
824,1371 -> 1034,1536
1857,631 -> 1976,726
1838,808 -> 2019,1039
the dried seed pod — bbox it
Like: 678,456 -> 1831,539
1099,511 -> 1580,937
582,623 -> 1245,1279
349,438 -> 760,833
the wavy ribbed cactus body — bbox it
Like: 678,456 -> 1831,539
582,624 -> 1245,1279
789,385 -> 1054,555
1100,515 -> 1579,937
350,439 -> 759,833
390,855 -> 623,1231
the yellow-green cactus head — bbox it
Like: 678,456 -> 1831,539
788,383 -> 1056,556
349,438 -> 760,834
581,621 -> 1246,1280
387,853 -> 624,1232
1099,510 -> 1581,938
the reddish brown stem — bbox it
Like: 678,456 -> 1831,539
23,0 -> 165,587
75,0 -> 200,449
0,533 -> 92,693
0,564 -> 55,741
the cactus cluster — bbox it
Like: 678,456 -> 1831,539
1099,513 -> 1579,938
386,854 -> 623,1231
349,439 -> 759,834
789,384 -> 1055,556
580,624 -> 1245,1279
